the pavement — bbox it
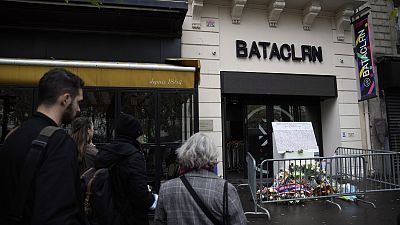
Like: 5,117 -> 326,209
237,185 -> 400,225
149,183 -> 400,225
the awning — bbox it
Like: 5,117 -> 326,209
0,58 -> 199,89
221,71 -> 337,98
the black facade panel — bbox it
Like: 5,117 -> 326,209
386,89 -> 400,152
0,1 -> 187,37
377,56 -> 400,90
161,39 -> 182,62
30,0 -> 188,10
0,29 -> 180,63
221,71 -> 337,98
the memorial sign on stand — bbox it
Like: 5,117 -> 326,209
272,122 -> 319,172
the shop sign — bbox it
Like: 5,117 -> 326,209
236,40 -> 323,63
353,13 -> 377,100
0,65 -> 195,89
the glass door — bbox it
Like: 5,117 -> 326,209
273,104 -> 322,155
245,105 -> 273,165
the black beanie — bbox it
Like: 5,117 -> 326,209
115,113 -> 142,140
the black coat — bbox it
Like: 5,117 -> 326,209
95,138 -> 154,225
0,112 -> 86,225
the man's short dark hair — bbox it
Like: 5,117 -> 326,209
38,68 -> 85,106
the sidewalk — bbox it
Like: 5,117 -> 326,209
238,186 -> 400,225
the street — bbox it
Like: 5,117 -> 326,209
238,187 -> 400,225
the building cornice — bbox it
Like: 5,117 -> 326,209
268,0 -> 286,28
335,6 -> 354,41
190,0 -> 203,29
303,0 -> 321,31
231,0 -> 247,24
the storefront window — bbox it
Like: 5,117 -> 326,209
121,92 -> 156,144
79,90 -> 115,143
159,92 -> 194,143
0,86 -> 198,191
0,89 -> 34,143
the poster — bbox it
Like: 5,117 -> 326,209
272,122 -> 319,154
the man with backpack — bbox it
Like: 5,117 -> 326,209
90,113 -> 157,225
0,68 -> 86,225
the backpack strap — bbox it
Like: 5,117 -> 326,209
180,175 -> 222,225
7,126 -> 62,223
223,180 -> 230,225
4,125 -> 20,141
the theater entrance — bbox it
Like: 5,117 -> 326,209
223,95 -> 323,180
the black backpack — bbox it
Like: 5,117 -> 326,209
81,165 -> 121,225
81,149 -> 137,225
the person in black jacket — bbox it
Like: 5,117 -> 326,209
0,68 -> 86,225
95,113 -> 157,225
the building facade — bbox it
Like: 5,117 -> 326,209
182,0 -> 367,178
0,0 -> 197,192
365,0 -> 400,153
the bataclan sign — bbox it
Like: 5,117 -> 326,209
236,40 -> 323,63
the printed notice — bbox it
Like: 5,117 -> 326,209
272,122 -> 318,154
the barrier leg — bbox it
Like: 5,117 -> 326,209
326,197 -> 342,211
244,205 -> 271,222
356,198 -> 376,209
237,183 -> 271,222
236,184 -> 249,189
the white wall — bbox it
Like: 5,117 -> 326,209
182,1 -> 363,175
182,2 -> 224,176
333,30 -> 363,149
321,98 -> 341,156
219,7 -> 335,75
218,3 -> 362,153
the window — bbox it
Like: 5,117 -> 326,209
159,92 -> 194,143
0,89 -> 34,143
79,90 -> 115,143
121,92 -> 156,144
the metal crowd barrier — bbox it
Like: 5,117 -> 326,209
335,147 -> 400,193
240,149 -> 400,219
258,154 -> 376,211
237,153 -> 271,221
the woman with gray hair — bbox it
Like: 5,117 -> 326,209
154,133 -> 247,225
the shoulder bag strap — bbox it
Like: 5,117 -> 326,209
223,180 -> 230,225
7,126 -> 62,223
180,175 -> 222,225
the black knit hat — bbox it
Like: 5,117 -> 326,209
115,113 -> 142,140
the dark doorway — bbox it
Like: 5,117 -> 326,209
223,95 -> 323,181
224,101 -> 246,180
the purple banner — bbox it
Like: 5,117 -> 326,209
353,14 -> 377,100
